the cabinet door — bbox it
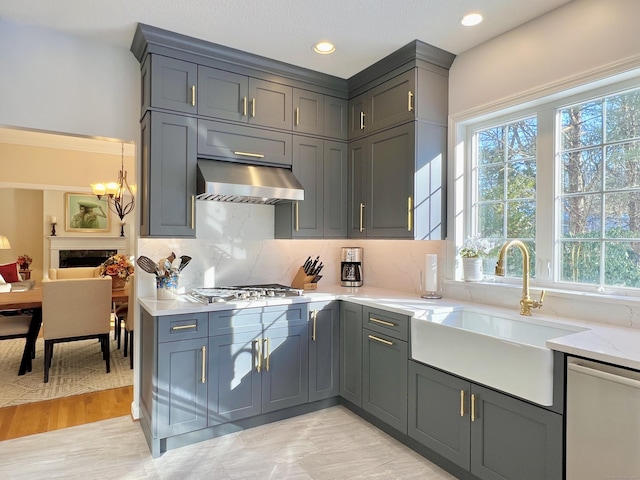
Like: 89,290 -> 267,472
362,329 -> 408,433
293,89 -> 324,136
339,302 -> 363,406
249,78 -> 292,130
150,55 -> 198,115
470,384 -> 563,480
208,331 -> 262,425
309,301 -> 340,402
157,338 -> 208,438
291,136 -> 324,237
347,138 -> 367,238
367,123 -> 415,238
198,66 -> 248,122
198,119 -> 292,166
323,141 -> 348,237
142,111 -> 197,237
261,324 -> 309,413
408,361 -> 471,470
367,70 -> 416,133
348,92 -> 368,139
324,96 -> 348,140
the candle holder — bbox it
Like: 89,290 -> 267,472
119,221 -> 126,238
51,222 -> 57,237
422,290 -> 442,300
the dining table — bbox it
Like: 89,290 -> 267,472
0,288 -> 129,375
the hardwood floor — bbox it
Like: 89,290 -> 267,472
0,385 -> 132,441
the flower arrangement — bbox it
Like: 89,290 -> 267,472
99,254 -> 135,280
17,254 -> 32,268
459,236 -> 494,258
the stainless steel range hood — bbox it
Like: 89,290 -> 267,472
197,160 -> 304,205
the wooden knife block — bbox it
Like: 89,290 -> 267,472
291,267 -> 317,290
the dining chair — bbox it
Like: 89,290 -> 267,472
0,311 -> 36,374
42,276 -> 112,383
48,266 -> 101,279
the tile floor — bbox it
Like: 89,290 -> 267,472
0,406 -> 457,479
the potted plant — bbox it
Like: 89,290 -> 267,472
99,254 -> 135,290
459,237 -> 493,282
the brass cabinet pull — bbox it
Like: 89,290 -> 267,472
460,390 -> 465,417
191,195 -> 195,229
255,339 -> 262,373
233,151 -> 265,158
201,346 -> 206,384
295,107 -> 300,126
408,91 -> 414,112
172,324 -> 197,331
251,98 -> 256,117
242,96 -> 248,116
368,334 -> 393,346
295,201 -> 299,232
312,309 -> 317,341
265,337 -> 271,372
191,85 -> 196,107
407,196 -> 412,231
360,111 -> 365,130
370,317 -> 396,327
471,394 -> 476,422
359,203 -> 365,232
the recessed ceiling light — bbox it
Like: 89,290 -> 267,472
461,12 -> 483,27
313,41 -> 336,55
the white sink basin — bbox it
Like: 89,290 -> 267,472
411,307 -> 586,406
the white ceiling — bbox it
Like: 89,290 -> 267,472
0,0 -> 571,79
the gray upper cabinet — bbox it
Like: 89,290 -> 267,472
140,111 -> 197,237
145,55 -> 198,115
197,67 -> 248,122
324,96 -> 348,140
293,88 -> 324,136
408,360 -> 563,480
250,78 -> 293,130
274,138 -> 347,238
367,70 -> 416,133
308,301 -> 340,402
348,93 -> 367,139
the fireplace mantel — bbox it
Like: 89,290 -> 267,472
48,236 -> 128,269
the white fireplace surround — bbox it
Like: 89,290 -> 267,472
48,236 -> 128,270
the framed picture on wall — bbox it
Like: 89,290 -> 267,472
65,193 -> 110,233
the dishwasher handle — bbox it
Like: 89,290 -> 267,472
568,361 -> 640,390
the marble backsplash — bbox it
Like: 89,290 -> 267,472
137,201 -> 446,298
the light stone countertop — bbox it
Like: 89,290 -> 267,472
139,284 -> 640,372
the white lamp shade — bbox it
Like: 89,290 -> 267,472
0,235 -> 11,249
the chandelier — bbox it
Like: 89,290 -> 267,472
91,142 -> 135,237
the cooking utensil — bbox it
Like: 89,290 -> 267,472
171,257 -> 181,272
311,275 -> 322,283
136,256 -> 159,274
308,256 -> 319,274
178,256 -> 192,272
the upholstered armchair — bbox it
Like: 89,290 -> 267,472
42,276 -> 112,383
48,266 -> 101,280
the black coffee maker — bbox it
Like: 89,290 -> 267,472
341,247 -> 363,287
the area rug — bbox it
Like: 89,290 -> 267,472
0,335 -> 133,407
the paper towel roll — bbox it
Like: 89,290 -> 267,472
425,254 -> 438,292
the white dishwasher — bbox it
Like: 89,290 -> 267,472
567,357 -> 640,480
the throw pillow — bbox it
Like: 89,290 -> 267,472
0,262 -> 20,283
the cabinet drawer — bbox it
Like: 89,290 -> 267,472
198,119 -> 292,166
158,313 -> 208,343
262,304 -> 308,327
209,308 -> 263,336
363,306 -> 408,341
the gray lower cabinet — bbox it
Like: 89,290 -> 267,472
339,301 -> 363,406
140,111 -> 197,237
208,305 -> 309,426
408,360 -> 563,480
308,301 -> 340,402
274,137 -> 347,238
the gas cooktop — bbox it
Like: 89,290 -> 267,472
188,284 -> 304,304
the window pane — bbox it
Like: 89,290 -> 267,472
605,90 -> 640,142
477,127 -> 504,166
605,141 -> 640,190
478,203 -> 504,238
560,100 -> 603,150
561,195 -> 602,238
478,164 -> 504,201
560,241 -> 600,284
506,201 -> 536,238
605,242 -> 640,287
561,149 -> 602,194
507,160 -> 536,199
604,192 -> 640,238
507,118 -> 537,160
